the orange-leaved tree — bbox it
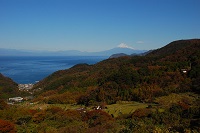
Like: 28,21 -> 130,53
0,119 -> 16,133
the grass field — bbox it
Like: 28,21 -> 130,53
104,101 -> 148,117
19,101 -> 148,118
20,102 -> 85,110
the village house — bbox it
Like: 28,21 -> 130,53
181,69 -> 188,73
8,97 -> 23,102
18,84 -> 34,91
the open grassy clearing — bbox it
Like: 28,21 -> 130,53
17,92 -> 199,118
104,101 -> 148,117
19,101 -> 148,118
19,102 -> 85,110
154,92 -> 199,108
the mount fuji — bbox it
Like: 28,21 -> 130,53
0,43 -> 147,56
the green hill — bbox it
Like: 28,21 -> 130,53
0,73 -> 19,99
33,39 -> 200,105
148,39 -> 200,57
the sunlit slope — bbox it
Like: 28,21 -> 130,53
33,39 -> 200,104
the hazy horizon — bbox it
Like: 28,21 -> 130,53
0,42 -> 149,53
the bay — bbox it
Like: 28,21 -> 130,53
0,56 -> 107,84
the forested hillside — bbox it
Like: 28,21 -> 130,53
0,73 -> 19,99
33,39 -> 200,104
148,39 -> 200,57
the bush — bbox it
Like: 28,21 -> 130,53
0,119 -> 16,133
83,110 -> 113,127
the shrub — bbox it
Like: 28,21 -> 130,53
83,110 -> 113,127
0,119 -> 16,133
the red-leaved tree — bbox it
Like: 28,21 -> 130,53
0,119 -> 16,133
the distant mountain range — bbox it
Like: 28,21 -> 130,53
0,47 -> 147,56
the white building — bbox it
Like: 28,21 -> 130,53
9,97 -> 23,102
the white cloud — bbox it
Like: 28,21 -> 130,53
117,43 -> 134,49
136,41 -> 144,44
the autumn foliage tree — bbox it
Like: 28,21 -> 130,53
0,100 -> 8,110
0,119 -> 16,133
83,110 -> 114,127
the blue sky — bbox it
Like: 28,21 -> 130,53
0,0 -> 200,52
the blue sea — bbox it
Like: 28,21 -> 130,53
0,56 -> 107,84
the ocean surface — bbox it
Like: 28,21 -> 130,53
0,56 -> 107,84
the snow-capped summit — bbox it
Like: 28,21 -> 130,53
117,43 -> 134,49
0,44 -> 147,56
